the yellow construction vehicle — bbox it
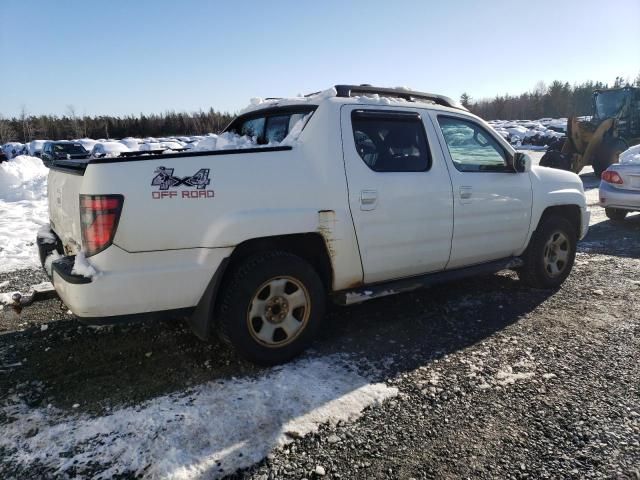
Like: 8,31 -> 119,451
540,86 -> 640,177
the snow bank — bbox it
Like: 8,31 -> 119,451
1,354 -> 397,479
620,144 -> 640,164
0,155 -> 49,272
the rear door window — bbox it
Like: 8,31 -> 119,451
351,110 -> 431,172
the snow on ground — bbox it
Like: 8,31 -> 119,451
0,155 -> 49,272
1,354 -> 397,479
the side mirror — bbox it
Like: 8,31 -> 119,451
513,152 -> 531,173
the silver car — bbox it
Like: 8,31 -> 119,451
599,162 -> 640,220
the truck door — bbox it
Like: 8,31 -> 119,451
429,112 -> 533,269
341,106 -> 454,284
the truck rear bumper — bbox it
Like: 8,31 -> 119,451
38,233 -> 232,320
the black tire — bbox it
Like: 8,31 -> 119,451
592,156 -> 611,178
519,215 -> 577,289
215,251 -> 325,365
540,150 -> 572,171
605,207 -> 627,221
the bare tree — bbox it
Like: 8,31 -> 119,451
0,114 -> 17,143
19,105 -> 33,143
67,105 -> 82,138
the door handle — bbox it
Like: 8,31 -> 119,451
459,186 -> 472,200
360,190 -> 378,210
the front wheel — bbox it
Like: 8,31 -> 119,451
605,208 -> 627,221
519,215 -> 577,289
215,251 -> 325,365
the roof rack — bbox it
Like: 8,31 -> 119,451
334,84 -> 467,111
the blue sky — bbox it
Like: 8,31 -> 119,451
1,0 -> 638,117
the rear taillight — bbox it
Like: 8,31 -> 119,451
79,194 -> 124,256
601,171 -> 624,184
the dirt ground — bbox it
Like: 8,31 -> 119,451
1,164 -> 639,479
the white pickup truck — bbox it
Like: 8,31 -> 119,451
38,85 -> 589,364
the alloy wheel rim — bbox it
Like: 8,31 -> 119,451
247,276 -> 311,347
543,231 -> 570,278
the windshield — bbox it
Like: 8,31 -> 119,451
54,143 -> 87,155
595,90 -> 627,119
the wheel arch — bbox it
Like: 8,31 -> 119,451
529,204 -> 582,246
540,205 -> 581,237
188,232 -> 333,340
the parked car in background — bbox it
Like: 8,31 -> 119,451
0,149 -> 7,163
77,138 -> 99,154
599,145 -> 640,221
28,140 -> 47,157
2,142 -> 25,159
119,137 -> 141,151
90,142 -> 131,158
41,141 -> 90,166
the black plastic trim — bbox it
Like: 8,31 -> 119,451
352,109 -> 421,120
336,84 -> 468,111
188,256 -> 231,340
87,146 -> 293,164
51,256 -> 93,285
75,308 -> 195,326
36,228 -> 64,271
49,161 -> 87,175
333,257 -> 523,305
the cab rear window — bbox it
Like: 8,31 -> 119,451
227,107 -> 316,145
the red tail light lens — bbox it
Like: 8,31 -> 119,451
601,171 -> 623,184
80,194 -> 124,256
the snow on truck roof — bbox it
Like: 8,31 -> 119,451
240,85 -> 467,115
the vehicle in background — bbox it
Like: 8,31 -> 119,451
139,141 -> 187,153
28,140 -> 47,157
90,142 -> 131,158
541,86 -> 640,176
0,149 -> 6,163
2,142 -> 25,159
40,141 -> 90,167
599,145 -> 640,221
119,137 -> 141,151
77,138 -> 99,154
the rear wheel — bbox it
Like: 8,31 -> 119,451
519,215 -> 577,289
605,207 -> 627,221
216,251 -> 325,365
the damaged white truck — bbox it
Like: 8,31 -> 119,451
38,85 -> 590,364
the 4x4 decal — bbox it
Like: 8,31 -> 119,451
151,166 -> 215,200
152,166 -> 211,190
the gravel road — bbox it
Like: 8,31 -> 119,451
1,162 -> 639,479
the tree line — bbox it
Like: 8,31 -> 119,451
462,75 -> 640,121
0,107 -> 234,144
2,75 -> 640,144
